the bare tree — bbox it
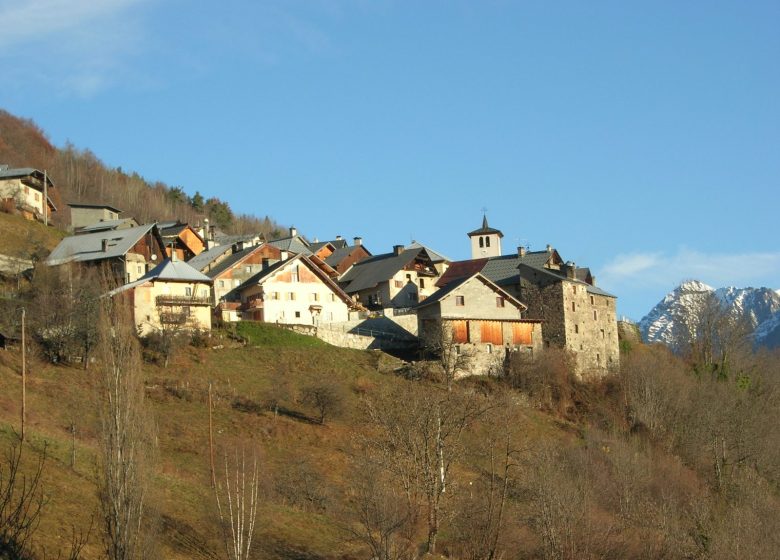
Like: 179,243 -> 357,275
97,293 -> 152,560
301,381 -> 345,425
420,320 -> 475,390
214,449 -> 260,560
0,442 -> 46,559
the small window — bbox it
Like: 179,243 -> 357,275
479,237 -> 484,248
419,278 -> 425,289
573,286 -> 577,293
394,280 -> 403,288
295,311 -> 301,318
137,265 -> 143,274
597,353 -> 601,365
590,295 -> 595,305
312,293 -> 319,302
328,312 -> 334,320
330,293 -> 336,302
35,192 -> 40,201
485,236 -> 491,248
185,287 -> 192,296
246,266 -> 251,274
455,345 -> 461,355
574,324 -> 579,334
271,292 -> 280,300
455,295 -> 465,306
593,310 -> 598,320
234,279 -> 240,287
571,301 -> 576,312
219,280 -> 225,288
486,344 -> 493,354
291,266 -> 299,282
408,292 -> 418,302
289,292 -> 296,301
600,329 -> 605,339
496,296 -> 505,308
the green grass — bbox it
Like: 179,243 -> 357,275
0,211 -> 65,257
233,321 -> 328,348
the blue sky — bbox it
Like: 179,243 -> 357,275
2,0 -> 779,319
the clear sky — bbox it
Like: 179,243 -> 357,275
2,0 -> 779,319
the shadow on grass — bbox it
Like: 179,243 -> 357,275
231,396 -> 319,425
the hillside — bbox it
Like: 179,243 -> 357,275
0,318 -> 778,559
0,109 -> 283,236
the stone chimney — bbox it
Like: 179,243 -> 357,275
393,244 -> 404,255
564,261 -> 576,279
289,226 -> 297,237
101,239 -> 109,252
546,244 -> 553,253
518,246 -> 527,257
336,235 -> 343,241
354,236 -> 362,246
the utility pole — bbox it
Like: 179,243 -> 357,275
21,308 -> 26,442
208,382 -> 216,488
43,170 -> 48,226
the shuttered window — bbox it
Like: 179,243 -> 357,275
452,320 -> 470,343
512,323 -> 533,345
479,321 -> 503,345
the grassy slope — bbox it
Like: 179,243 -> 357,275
0,212 -> 65,258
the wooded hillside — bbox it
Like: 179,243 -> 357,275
0,110 -> 283,236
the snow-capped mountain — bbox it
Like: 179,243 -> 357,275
639,281 -> 780,350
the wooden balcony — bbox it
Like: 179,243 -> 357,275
159,311 -> 189,325
155,295 -> 212,307
240,298 -> 263,311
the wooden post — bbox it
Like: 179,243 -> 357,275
71,422 -> 76,469
21,308 -> 26,442
43,170 -> 48,226
208,382 -> 216,488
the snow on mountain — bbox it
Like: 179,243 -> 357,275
639,281 -> 780,350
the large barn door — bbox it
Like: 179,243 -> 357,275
479,321 -> 503,345
452,320 -> 470,343
512,322 -> 533,345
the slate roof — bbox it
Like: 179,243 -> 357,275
438,251 -> 558,287
78,218 -> 137,233
417,272 -> 527,312
47,223 -> 161,266
0,166 -> 54,186
68,202 -> 122,213
187,244 -> 234,272
143,258 -> 212,283
406,241 -> 451,263
205,244 -> 270,279
267,234 -> 312,256
467,215 -> 503,237
339,247 -> 427,294
516,262 -> 616,298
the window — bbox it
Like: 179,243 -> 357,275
137,265 -> 143,274
574,324 -> 579,334
479,237 -> 484,248
291,266 -> 299,282
485,236 -> 491,248
330,293 -> 336,302
455,345 -> 461,355
271,292 -> 280,300
590,295 -> 595,305
593,310 -> 598,320
219,280 -> 225,288
571,301 -> 576,312
234,279 -> 240,287
600,329 -> 605,339
328,312 -> 334,321
573,286 -> 577,293
245,266 -> 251,274
419,278 -> 425,289
295,311 -> 301,318
185,287 -> 192,296
394,280 -> 403,288
486,344 -> 493,354
597,353 -> 601,365
288,292 -> 296,301
34,192 -> 40,202
406,274 -> 412,282
496,296 -> 505,308
455,295 -> 465,306
312,293 -> 319,302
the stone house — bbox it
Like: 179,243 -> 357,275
439,217 -> 620,376
338,245 -> 444,310
0,165 -> 56,223
232,254 -> 358,324
416,272 -> 543,375
109,257 -> 212,336
68,202 -> 123,230
47,223 -> 167,285
311,236 -> 372,275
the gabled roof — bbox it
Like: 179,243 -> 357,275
47,223 -> 164,266
467,215 -> 503,238
77,218 -> 138,233
235,254 -> 356,308
406,241 -> 450,263
187,244 -> 234,271
108,258 -> 211,296
68,202 -> 121,213
0,166 -> 55,187
206,243 -> 279,279
437,250 -> 563,287
338,247 -> 432,294
516,263 -> 616,298
324,244 -> 372,269
267,234 -> 312,256
417,272 -> 527,312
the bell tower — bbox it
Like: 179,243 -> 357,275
467,215 -> 503,259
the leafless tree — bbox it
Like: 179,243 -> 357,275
0,441 -> 46,559
97,294 -> 152,560
420,320 -> 475,390
301,381 -> 345,425
214,449 -> 260,560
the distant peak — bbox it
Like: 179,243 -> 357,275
677,280 -> 714,292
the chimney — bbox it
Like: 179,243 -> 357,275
518,246 -> 527,257
393,244 -> 404,255
335,235 -> 343,241
280,250 -> 289,260
565,261 -> 576,279
289,226 -> 297,237
101,239 -> 109,252
354,236 -> 362,246
546,244 -> 553,253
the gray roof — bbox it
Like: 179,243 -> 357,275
142,258 -> 212,283
68,202 -> 121,213
339,247 -> 427,293
267,234 -> 312,256
47,223 -> 160,266
467,215 -> 503,237
406,241 -> 451,263
187,244 -> 234,272
516,262 -> 616,298
324,245 -> 361,268
213,232 -> 263,246
416,272 -> 526,312
0,166 -> 51,184
77,218 -> 138,233
206,245 -> 263,279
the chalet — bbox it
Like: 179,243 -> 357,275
109,257 -> 212,335
158,221 -> 206,261
439,217 -> 619,375
0,165 -> 56,223
46,223 -> 167,284
206,242 -> 284,304
416,272 -> 542,374
311,236 -> 372,275
338,245 -> 443,310
230,254 -> 358,324
68,203 -> 124,230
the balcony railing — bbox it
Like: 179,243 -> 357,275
159,311 -> 189,325
155,295 -> 212,307
240,298 -> 263,311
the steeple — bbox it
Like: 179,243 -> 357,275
467,215 -> 503,259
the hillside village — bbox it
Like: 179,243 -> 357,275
1,164 -> 619,378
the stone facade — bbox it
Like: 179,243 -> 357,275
210,244 -> 283,303
127,278 -> 212,336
